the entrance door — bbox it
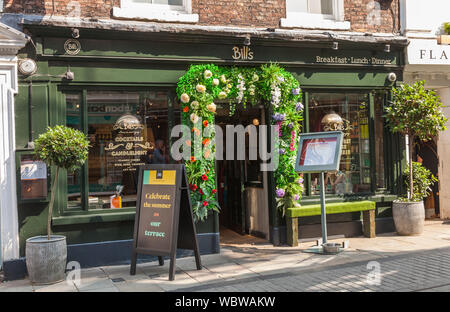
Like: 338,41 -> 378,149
216,105 -> 268,238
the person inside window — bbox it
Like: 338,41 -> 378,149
152,139 -> 166,164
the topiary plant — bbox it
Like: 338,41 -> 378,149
403,162 -> 437,202
444,22 -> 450,35
385,80 -> 447,201
34,125 -> 89,239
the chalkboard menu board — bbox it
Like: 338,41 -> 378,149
130,164 -> 202,281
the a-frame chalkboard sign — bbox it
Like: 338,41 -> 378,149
130,164 -> 202,281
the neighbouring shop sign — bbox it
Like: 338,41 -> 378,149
408,39 -> 450,65
130,164 -> 202,281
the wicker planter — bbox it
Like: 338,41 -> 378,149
25,235 -> 67,285
392,200 -> 424,236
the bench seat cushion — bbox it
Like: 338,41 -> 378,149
286,200 -> 375,218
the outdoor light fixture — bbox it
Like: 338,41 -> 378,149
71,28 -> 80,39
387,72 -> 397,82
252,118 -> 260,126
384,44 -> 391,53
332,42 -> 339,50
244,35 -> 251,46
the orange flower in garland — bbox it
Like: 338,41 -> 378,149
183,106 -> 189,113
192,127 -> 200,136
186,140 -> 192,146
203,120 -> 208,127
202,138 -> 210,146
204,150 -> 211,159
190,156 -> 196,162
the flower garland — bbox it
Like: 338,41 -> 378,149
176,64 -> 304,221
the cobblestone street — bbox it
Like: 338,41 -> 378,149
1,221 -> 450,292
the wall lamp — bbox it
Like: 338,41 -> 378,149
243,35 -> 251,46
384,44 -> 391,53
332,42 -> 339,50
71,28 -> 80,39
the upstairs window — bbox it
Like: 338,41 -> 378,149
281,0 -> 350,30
113,0 -> 198,23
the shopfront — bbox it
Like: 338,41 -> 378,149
10,21 -> 407,271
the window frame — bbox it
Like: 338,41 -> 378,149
59,86 -> 178,218
281,0 -> 350,30
300,89 -> 388,201
113,0 -> 199,23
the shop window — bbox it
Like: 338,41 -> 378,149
281,0 -> 350,30
113,0 -> 199,23
66,90 -> 170,210
307,93 -> 370,195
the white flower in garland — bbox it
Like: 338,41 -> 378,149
213,78 -> 219,86
190,101 -> 199,109
270,83 -> 281,108
196,84 -> 206,93
190,113 -> 199,124
207,102 -> 217,113
220,75 -> 227,84
204,70 -> 213,79
180,93 -> 190,103
218,91 -> 227,99
236,74 -> 246,104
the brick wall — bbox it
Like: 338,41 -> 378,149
3,0 -> 400,33
345,0 -> 400,33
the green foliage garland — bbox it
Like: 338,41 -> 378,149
177,64 -> 304,221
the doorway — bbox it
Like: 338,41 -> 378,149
215,104 -> 270,242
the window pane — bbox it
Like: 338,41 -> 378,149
308,93 -> 370,195
133,0 -> 183,5
66,94 -> 82,210
287,0 -> 308,13
154,0 -> 183,5
86,90 -> 169,209
308,0 -> 333,14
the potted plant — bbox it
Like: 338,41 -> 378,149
437,22 -> 450,45
26,125 -> 89,284
385,80 -> 447,235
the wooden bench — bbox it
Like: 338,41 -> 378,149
286,200 -> 376,247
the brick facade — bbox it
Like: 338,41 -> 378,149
3,0 -> 399,33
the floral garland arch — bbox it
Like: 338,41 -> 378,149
176,64 -> 304,221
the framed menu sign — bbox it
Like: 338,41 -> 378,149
130,164 -> 202,281
295,131 -> 344,173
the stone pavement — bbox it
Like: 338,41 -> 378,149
1,220 -> 450,292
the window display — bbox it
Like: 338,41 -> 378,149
308,93 -> 370,195
67,90 -> 170,210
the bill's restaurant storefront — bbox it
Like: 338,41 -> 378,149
10,21 -> 407,272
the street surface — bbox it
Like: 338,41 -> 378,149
1,220 -> 450,292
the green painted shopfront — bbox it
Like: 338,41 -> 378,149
14,21 -> 408,267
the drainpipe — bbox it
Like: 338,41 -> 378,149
27,81 -> 34,149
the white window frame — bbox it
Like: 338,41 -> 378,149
113,0 -> 199,23
281,0 -> 350,30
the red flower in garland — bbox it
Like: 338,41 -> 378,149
201,174 -> 208,181
190,184 -> 197,191
199,189 -> 203,195
202,201 -> 208,207
183,106 -> 189,113
203,120 -> 208,127
212,189 -> 217,194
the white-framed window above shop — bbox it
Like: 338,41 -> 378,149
113,0 -> 199,23
281,0 -> 350,30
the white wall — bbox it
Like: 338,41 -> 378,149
437,88 -> 450,219
401,0 -> 450,37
